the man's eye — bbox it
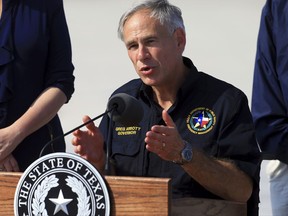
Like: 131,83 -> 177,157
128,44 -> 138,50
147,39 -> 155,44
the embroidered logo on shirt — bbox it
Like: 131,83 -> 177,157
186,107 -> 216,134
115,126 -> 141,136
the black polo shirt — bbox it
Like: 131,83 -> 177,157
100,57 -> 260,216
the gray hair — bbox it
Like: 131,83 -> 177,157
117,0 -> 185,41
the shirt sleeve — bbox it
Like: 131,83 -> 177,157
251,0 -> 288,164
45,0 -> 75,102
217,88 -> 261,182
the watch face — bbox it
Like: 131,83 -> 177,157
182,149 -> 193,162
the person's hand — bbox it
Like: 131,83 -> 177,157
0,154 -> 20,172
145,110 -> 184,162
0,126 -> 22,162
72,115 -> 105,169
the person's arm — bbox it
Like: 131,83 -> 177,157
145,110 -> 253,202
252,0 -> 288,163
181,148 -> 252,202
0,87 -> 67,161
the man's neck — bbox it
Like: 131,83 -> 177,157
152,65 -> 189,110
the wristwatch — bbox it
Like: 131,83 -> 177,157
173,141 -> 193,165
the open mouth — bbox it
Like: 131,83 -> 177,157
142,66 -> 150,71
140,66 -> 153,74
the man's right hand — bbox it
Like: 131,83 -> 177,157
72,115 -> 106,171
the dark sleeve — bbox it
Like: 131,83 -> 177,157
251,0 -> 288,164
201,87 -> 261,215
217,88 -> 261,182
45,0 -> 75,102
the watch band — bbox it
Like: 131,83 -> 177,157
173,140 -> 193,165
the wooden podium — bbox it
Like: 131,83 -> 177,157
0,172 -> 247,216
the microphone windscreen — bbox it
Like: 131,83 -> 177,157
107,93 -> 144,126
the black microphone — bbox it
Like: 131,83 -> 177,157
107,93 -> 144,126
39,93 -> 144,158
105,93 -> 144,174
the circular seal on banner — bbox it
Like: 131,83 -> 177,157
186,107 -> 216,134
14,152 -> 110,216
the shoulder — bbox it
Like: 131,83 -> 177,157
197,72 -> 241,94
196,71 -> 248,106
111,79 -> 143,98
263,0 -> 288,19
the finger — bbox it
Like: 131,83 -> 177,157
72,129 -> 81,137
3,160 -> 11,172
71,134 -> 81,146
149,110 -> 176,134
8,156 -> 20,172
162,110 -> 176,127
73,144 -> 81,154
145,131 -> 166,152
146,130 -> 164,142
73,146 -> 78,154
82,115 -> 98,132
12,160 -> 20,172
72,115 -> 96,137
2,156 -> 14,172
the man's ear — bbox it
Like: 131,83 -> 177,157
174,28 -> 186,51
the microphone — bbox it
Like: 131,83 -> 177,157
39,93 -> 144,158
107,93 -> 144,126
105,93 -> 144,174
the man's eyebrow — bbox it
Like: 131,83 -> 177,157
125,40 -> 136,48
125,35 -> 158,47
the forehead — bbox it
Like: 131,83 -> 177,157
123,9 -> 169,41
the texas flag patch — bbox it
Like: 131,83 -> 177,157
186,107 -> 216,134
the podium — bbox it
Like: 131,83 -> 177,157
0,172 -> 247,216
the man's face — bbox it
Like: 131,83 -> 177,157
122,9 -> 185,88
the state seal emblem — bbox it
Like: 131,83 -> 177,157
14,152 -> 110,216
186,107 -> 216,134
